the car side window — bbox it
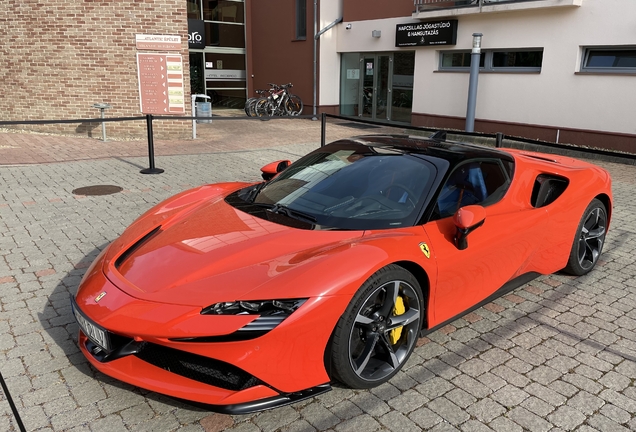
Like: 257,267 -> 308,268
435,160 -> 509,219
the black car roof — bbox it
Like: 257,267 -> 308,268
338,134 -> 515,164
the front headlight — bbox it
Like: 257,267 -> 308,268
201,299 -> 307,316
169,299 -> 309,342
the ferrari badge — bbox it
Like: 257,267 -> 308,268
419,242 -> 431,259
94,292 -> 107,303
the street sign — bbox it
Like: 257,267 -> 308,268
137,53 -> 185,114
135,34 -> 182,51
395,20 -> 458,47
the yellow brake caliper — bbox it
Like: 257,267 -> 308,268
390,296 -> 406,345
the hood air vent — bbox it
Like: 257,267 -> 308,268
115,226 -> 162,269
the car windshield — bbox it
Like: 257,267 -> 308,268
231,142 -> 437,230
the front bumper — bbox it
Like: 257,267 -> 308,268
78,332 -> 330,413
72,265 -> 349,410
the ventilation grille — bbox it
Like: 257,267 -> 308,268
135,342 -> 262,391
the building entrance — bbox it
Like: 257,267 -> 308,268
340,51 -> 414,123
187,0 -> 246,109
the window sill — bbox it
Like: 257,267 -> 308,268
575,71 -> 636,76
435,70 -> 541,74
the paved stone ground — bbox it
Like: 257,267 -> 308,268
1,118 -> 636,431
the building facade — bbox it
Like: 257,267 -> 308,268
1,0 -> 194,138
250,0 -> 636,152
2,0 -> 635,150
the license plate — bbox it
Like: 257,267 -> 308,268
71,297 -> 110,352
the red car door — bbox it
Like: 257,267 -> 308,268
421,159 -> 549,326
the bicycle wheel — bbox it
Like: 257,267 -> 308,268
248,97 -> 263,117
254,98 -> 271,117
285,94 -> 303,116
244,97 -> 258,117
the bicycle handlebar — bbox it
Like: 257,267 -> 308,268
267,82 -> 293,89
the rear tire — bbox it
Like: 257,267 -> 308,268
330,265 -> 423,389
563,198 -> 607,275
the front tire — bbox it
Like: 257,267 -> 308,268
330,265 -> 423,389
563,198 -> 607,275
285,95 -> 303,116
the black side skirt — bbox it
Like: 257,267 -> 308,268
420,272 -> 540,338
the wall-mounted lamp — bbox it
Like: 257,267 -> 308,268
372,30 -> 381,38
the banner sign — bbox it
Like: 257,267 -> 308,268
136,34 -> 181,51
395,20 -> 458,47
188,20 -> 206,49
137,53 -> 185,114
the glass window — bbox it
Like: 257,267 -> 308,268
441,52 -> 484,68
339,53 -> 360,116
434,160 -> 509,219
205,22 -> 245,48
440,49 -> 542,72
189,53 -> 205,95
392,52 -> 415,123
582,48 -> 636,72
296,0 -> 307,40
229,142 -> 437,230
204,52 -> 246,70
203,1 -> 244,23
492,50 -> 543,69
187,0 -> 201,19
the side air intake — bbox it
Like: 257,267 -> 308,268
531,175 -> 569,208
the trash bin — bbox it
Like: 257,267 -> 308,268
195,101 -> 212,124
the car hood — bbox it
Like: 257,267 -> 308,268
105,195 -> 363,306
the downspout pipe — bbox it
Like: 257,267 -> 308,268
313,10 -> 343,120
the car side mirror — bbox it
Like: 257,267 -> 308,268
453,205 -> 486,250
261,160 -> 291,181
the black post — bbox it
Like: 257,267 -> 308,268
495,132 -> 504,148
320,112 -> 326,147
1,372 -> 26,432
140,114 -> 164,174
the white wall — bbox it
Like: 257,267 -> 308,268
318,1 -> 343,108
333,0 -> 636,136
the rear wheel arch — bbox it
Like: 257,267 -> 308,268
595,193 -> 612,227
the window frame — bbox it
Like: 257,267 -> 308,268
439,48 -> 544,73
580,46 -> 636,74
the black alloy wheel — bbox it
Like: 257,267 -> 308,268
564,198 -> 607,275
330,265 -> 423,388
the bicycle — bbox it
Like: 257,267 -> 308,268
254,83 -> 303,117
244,89 -> 270,117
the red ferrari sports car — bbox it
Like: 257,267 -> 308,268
72,134 -> 612,413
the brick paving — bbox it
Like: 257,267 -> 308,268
1,114 -> 636,431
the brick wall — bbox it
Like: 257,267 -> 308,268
0,0 -> 192,139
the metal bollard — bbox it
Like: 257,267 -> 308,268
140,114 -> 164,174
92,103 -> 112,141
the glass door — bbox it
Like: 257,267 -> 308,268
339,51 -> 414,123
359,54 -> 391,121
375,55 -> 391,120
360,56 -> 375,119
